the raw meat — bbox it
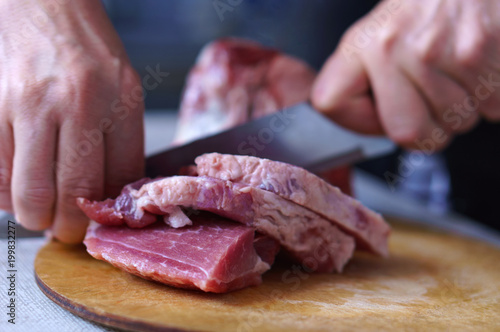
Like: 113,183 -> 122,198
79,176 -> 355,273
79,39 -> 386,294
195,153 -> 390,257
174,38 -> 315,144
84,213 -> 280,293
77,178 -> 157,228
173,38 -> 351,194
77,178 -> 192,229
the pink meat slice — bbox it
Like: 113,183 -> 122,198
195,153 -> 391,257
173,38 -> 315,144
79,176 -> 355,273
84,213 -> 280,293
135,176 -> 354,273
77,178 -> 192,229
78,178 -> 157,228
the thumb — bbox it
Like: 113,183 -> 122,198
311,33 -> 383,135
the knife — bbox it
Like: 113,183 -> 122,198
145,102 -> 395,177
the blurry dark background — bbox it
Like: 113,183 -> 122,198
103,0 -> 379,109
102,0 -> 499,230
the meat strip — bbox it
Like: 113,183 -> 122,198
77,178 -> 192,229
195,153 -> 390,256
79,176 -> 355,273
84,213 -> 279,293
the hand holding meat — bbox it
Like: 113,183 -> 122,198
0,0 -> 144,243
312,0 -> 500,150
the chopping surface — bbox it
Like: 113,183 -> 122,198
34,217 -> 500,332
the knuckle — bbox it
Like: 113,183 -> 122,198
69,61 -> 102,95
412,34 -> 440,65
13,79 -> 58,117
414,43 -> 439,65
121,66 -> 144,112
121,66 -> 141,93
61,55 -> 100,89
22,78 -> 52,96
342,19 -> 398,55
342,21 -> 363,43
60,180 -> 101,207
377,27 -> 399,54
16,184 -> 54,210
455,46 -> 483,68
455,34 -> 486,68
50,59 -> 103,117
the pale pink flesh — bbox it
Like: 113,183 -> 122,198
84,214 -> 280,293
195,153 -> 390,257
134,176 -> 355,273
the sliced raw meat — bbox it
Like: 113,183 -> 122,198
195,153 -> 390,257
77,178 -> 192,229
79,176 -> 355,273
84,213 -> 280,293
137,176 -> 354,273
77,178 -> 158,228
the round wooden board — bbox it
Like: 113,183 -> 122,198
35,217 -> 500,332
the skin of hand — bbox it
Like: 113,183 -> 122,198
0,0 -> 144,243
312,0 -> 500,150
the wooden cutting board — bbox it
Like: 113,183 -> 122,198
34,217 -> 500,332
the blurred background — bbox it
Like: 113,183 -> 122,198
102,0 -> 379,108
101,0 -> 499,230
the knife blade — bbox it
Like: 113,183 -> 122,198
145,102 -> 395,177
